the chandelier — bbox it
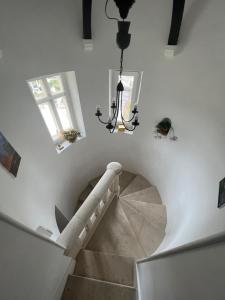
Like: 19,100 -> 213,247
95,0 -> 139,133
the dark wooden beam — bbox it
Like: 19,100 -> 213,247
168,0 -> 185,45
83,0 -> 92,39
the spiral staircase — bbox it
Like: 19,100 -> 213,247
62,170 -> 167,300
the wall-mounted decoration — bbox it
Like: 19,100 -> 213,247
154,118 -> 178,141
0,132 -> 21,177
218,177 -> 225,208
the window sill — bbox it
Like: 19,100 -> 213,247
56,136 -> 85,154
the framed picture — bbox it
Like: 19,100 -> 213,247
218,177 -> 225,208
0,132 -> 21,177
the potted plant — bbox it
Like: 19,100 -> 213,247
63,129 -> 80,143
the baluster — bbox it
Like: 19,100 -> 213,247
114,174 -> 120,197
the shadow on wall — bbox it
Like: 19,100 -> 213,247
55,206 -> 70,233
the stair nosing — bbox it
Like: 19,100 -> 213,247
119,186 -> 160,200
79,248 -> 135,261
70,275 -> 136,290
120,198 -> 166,228
120,175 -> 151,197
120,198 -> 166,209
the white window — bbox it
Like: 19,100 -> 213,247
27,71 -> 86,153
109,70 -> 143,133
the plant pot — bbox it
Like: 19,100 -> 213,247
63,130 -> 79,143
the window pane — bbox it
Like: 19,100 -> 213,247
118,75 -> 134,121
38,103 -> 60,139
46,75 -> 64,95
29,79 -> 47,100
54,97 -> 73,131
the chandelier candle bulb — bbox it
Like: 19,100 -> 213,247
95,106 -> 102,117
111,101 -> 116,109
132,105 -> 138,114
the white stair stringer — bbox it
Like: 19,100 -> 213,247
120,186 -> 162,205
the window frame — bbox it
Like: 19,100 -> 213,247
28,73 -> 76,145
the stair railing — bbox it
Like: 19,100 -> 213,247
137,230 -> 225,265
56,162 -> 122,258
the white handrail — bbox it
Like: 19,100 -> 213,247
57,162 -> 122,258
137,230 -> 225,264
0,211 -> 65,250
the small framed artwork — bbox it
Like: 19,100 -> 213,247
0,132 -> 21,177
218,177 -> 225,208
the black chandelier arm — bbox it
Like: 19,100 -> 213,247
112,104 -> 120,133
118,90 -> 135,123
97,115 -> 109,125
109,92 -> 120,133
118,93 -> 135,131
121,112 -> 136,123
111,91 -> 120,121
121,119 -> 136,131
111,107 -> 117,122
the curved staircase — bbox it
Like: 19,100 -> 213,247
62,171 -> 166,300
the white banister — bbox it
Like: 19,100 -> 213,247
57,162 -> 122,258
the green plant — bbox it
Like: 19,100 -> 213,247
63,129 -> 80,143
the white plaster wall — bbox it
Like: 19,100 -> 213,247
0,217 -> 75,300
1,0 -> 225,249
0,0 -> 116,239
137,240 -> 225,300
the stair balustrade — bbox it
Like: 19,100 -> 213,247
56,162 -> 122,258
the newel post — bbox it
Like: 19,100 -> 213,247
107,162 -> 122,197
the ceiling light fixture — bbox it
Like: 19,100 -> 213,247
95,0 -> 139,133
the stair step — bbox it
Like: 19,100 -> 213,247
120,199 -> 166,255
62,275 -> 136,300
75,249 -> 134,286
120,186 -> 162,204
120,175 -> 151,197
86,198 -> 145,258
119,171 -> 136,192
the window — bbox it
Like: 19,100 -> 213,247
27,71 -> 86,153
109,69 -> 143,133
